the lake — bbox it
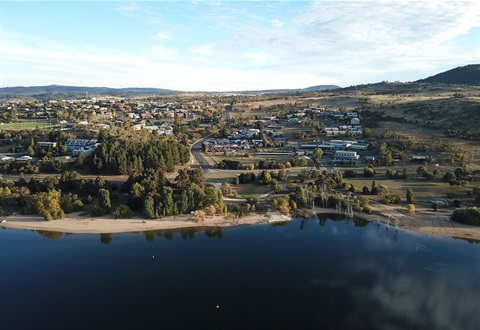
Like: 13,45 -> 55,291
1,215 -> 479,330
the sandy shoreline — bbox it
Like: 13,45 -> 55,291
0,211 -> 291,234
1,207 -> 479,241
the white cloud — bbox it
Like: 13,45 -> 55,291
1,30 -> 325,91
232,1 -> 480,84
154,31 -> 173,41
2,1 -> 479,90
271,19 -> 285,28
245,51 -> 271,63
151,44 -> 178,61
116,2 -> 161,24
116,2 -> 141,14
191,44 -> 216,57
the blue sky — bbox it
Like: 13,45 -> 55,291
1,1 -> 479,91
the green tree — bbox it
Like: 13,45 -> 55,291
75,152 -> 85,167
406,188 -> 414,204
98,189 -> 111,211
312,148 -> 323,162
386,168 -> 394,179
272,197 -> 290,215
221,182 -> 233,196
178,190 -> 189,214
29,189 -> 65,220
113,205 -> 133,218
161,186 -> 175,216
291,156 -> 307,167
92,188 -> 111,216
203,186 -> 219,207
277,169 -> 288,181
379,143 -> 394,166
363,166 -> 375,177
129,182 -> 145,210
143,196 -> 157,219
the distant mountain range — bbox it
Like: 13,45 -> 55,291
0,84 -> 339,99
1,64 -> 477,99
416,64 -> 480,85
237,85 -> 340,93
0,85 -> 178,98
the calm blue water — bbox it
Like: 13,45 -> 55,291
1,216 -> 479,330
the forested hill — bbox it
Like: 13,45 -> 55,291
416,64 -> 480,85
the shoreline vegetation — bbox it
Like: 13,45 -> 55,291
2,206 -> 479,242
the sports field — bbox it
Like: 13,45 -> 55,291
0,121 -> 56,130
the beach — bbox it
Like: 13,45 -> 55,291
1,207 -> 479,241
0,211 -> 291,234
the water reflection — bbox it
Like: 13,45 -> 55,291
100,233 -> 112,245
36,230 -> 63,240
30,226 -> 226,243
2,217 -> 479,330
28,215 -> 479,247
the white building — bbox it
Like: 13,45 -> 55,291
334,151 -> 359,160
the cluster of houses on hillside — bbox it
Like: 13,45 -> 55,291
0,97 -> 208,135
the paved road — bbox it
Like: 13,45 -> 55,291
191,133 -> 217,173
190,104 -> 232,174
224,104 -> 232,124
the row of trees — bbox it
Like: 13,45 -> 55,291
0,166 -> 225,221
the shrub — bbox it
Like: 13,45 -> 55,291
363,166 -> 375,177
407,203 -> 415,213
451,207 -> 480,226
394,169 -> 407,179
343,170 -> 357,178
362,205 -> 373,214
92,205 -> 109,216
386,169 -> 394,179
384,194 -> 401,204
114,205 -> 134,218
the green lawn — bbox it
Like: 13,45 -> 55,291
233,184 -> 273,198
0,121 -> 56,130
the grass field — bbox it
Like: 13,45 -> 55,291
342,175 -> 473,207
0,121 -> 56,130
233,183 -> 273,198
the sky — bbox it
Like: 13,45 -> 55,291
0,1 -> 479,91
